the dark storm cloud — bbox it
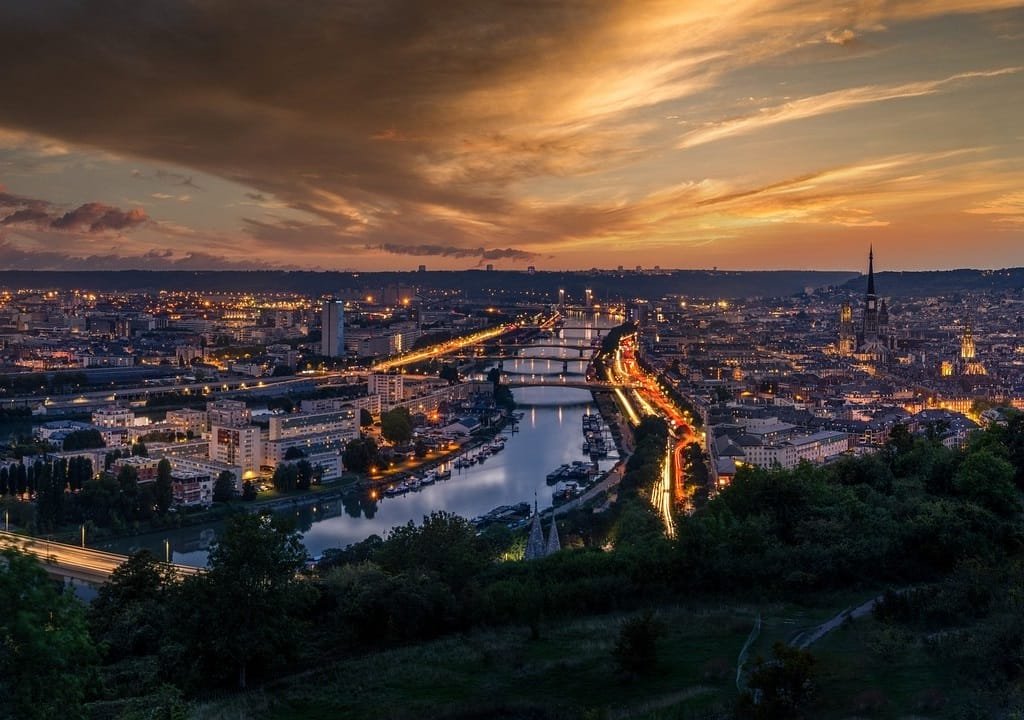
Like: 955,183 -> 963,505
1,208 -> 51,225
1,0 -> 1021,269
0,0 -> 623,257
0,238 -> 281,271
0,193 -> 149,234
376,243 -> 537,261
50,202 -> 148,232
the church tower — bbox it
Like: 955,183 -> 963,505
855,247 -> 893,360
961,322 -> 976,360
838,302 -> 855,355
862,246 -> 879,344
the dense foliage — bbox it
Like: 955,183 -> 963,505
7,417 -> 1024,717
0,550 -> 98,720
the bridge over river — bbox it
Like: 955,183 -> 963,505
503,378 -> 634,391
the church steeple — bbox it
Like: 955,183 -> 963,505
866,245 -> 876,297
525,497 -> 546,560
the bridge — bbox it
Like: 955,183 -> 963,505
0,530 -> 202,586
455,353 -> 592,362
504,378 -> 635,391
491,342 -> 594,351
555,325 -> 605,332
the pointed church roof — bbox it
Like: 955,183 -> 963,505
525,501 -> 546,560
545,519 -> 561,555
866,246 -> 876,296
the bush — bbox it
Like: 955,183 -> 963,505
612,611 -> 663,676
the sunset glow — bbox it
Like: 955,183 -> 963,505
0,1 -> 1022,271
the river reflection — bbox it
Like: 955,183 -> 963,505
100,313 -> 617,566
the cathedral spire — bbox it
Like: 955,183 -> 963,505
867,246 -> 875,297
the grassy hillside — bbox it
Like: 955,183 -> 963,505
192,595 -> 964,720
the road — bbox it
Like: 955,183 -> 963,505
0,530 -> 201,583
601,334 -> 694,536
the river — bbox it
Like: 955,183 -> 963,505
100,312 -> 619,567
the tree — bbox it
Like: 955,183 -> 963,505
35,461 -> 65,530
738,643 -> 817,720
343,437 -> 379,474
381,406 -> 413,444
273,463 -> 298,492
954,449 -> 1018,515
89,550 -> 176,661
62,428 -> 105,451
375,511 -> 491,593
213,470 -> 236,503
0,550 -> 98,720
284,446 -> 306,460
241,479 -> 258,500
155,458 -> 174,514
14,462 -> 26,497
439,364 -> 459,385
359,408 -> 374,427
613,611 -> 664,676
132,441 -> 148,457
180,514 -> 311,690
414,439 -> 428,458
117,464 -> 140,522
295,459 -> 314,490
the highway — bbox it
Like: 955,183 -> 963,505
607,333 -> 696,535
0,530 -> 201,584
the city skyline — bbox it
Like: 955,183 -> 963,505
0,1 -> 1022,272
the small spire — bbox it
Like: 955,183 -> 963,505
525,497 -> 545,560
545,518 -> 561,555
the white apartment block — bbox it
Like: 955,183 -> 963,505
368,373 -> 404,405
268,408 -> 358,441
300,395 -> 381,417
92,405 -> 135,428
209,424 -> 262,477
166,408 -> 208,436
169,457 -> 242,492
171,469 -> 213,507
740,431 -> 849,470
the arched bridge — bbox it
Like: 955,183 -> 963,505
489,342 -> 595,351
0,530 -> 202,586
456,353 -> 592,362
504,379 -> 635,391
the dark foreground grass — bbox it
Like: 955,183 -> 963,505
191,596 -> 972,720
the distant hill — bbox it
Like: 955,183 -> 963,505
0,269 -> 859,299
841,268 -> 1024,297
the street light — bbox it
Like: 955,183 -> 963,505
81,524 -> 85,548
164,539 -> 170,564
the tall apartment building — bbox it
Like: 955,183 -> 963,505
368,372 -> 404,405
209,424 -> 262,476
321,299 -> 345,358
206,399 -> 251,428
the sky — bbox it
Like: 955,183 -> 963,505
0,1 -> 1022,273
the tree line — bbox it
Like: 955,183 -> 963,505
7,414 -> 1024,717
